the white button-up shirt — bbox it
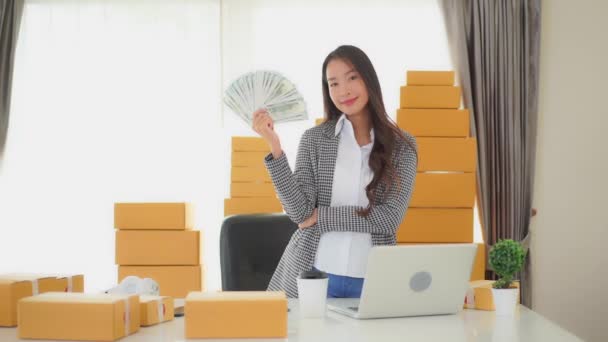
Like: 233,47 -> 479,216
314,114 -> 374,278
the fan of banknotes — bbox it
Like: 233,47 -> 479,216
223,70 -> 308,126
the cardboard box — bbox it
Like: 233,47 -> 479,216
114,202 -> 193,230
0,279 -> 33,327
55,274 -> 85,292
231,166 -> 271,183
232,137 -> 270,152
397,208 -> 473,243
464,280 -> 520,310
18,292 -> 140,341
410,173 -> 476,208
400,86 -> 461,109
0,274 -> 58,295
140,295 -> 174,326
185,291 -> 287,339
416,137 -> 477,172
230,182 -> 276,198
118,266 -> 202,298
224,197 -> 283,216
115,230 -> 200,265
232,151 -> 268,167
0,274 -> 83,293
407,71 -> 455,86
397,109 -> 469,137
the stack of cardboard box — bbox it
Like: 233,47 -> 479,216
115,202 -> 203,298
224,137 -> 283,216
395,71 -> 485,281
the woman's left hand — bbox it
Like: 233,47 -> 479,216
298,208 -> 318,229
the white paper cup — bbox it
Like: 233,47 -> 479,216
297,270 -> 328,318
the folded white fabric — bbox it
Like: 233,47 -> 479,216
105,276 -> 160,296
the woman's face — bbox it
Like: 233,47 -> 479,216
326,58 -> 369,118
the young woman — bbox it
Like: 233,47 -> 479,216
252,45 -> 417,298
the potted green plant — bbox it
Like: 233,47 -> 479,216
488,239 -> 526,315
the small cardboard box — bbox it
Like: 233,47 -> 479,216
396,208 -> 474,243
114,202 -> 193,230
416,137 -> 477,172
397,109 -> 469,138
224,197 -> 283,216
115,230 -> 201,266
140,295 -> 174,326
410,173 -> 476,208
185,291 -> 287,339
18,292 -> 140,341
464,280 -> 520,310
231,151 -> 269,167
0,279 -> 33,327
397,109 -> 470,137
232,137 -> 270,152
231,166 -> 272,182
230,182 -> 276,198
0,274 -> 58,295
400,86 -> 461,109
55,274 -> 85,292
118,265 -> 202,298
407,71 -> 455,86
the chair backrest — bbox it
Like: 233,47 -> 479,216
220,214 -> 297,291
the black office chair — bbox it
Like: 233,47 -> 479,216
220,213 -> 297,291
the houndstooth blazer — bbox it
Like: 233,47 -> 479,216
263,118 -> 418,298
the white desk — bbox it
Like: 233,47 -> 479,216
0,299 -> 582,341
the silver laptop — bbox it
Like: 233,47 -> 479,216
327,244 -> 477,319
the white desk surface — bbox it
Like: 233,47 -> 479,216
0,299 -> 582,342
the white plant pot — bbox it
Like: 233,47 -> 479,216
491,288 -> 519,316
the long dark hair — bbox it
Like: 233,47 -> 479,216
321,45 -> 416,217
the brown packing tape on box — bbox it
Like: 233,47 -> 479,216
185,291 -> 287,339
118,265 -> 203,298
400,86 -> 461,109
0,279 -> 33,327
464,280 -> 520,310
230,182 -> 277,198
409,173 -> 476,208
114,202 -> 193,230
397,208 -> 473,243
18,292 -> 140,341
115,230 -> 201,266
407,71 -> 455,86
224,197 -> 283,216
416,137 -> 477,172
397,109 -> 470,137
232,137 -> 270,152
140,295 -> 174,326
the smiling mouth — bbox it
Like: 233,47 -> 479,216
341,97 -> 358,106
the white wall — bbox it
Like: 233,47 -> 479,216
531,1 -> 608,341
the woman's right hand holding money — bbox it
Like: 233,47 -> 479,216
252,108 -> 283,159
